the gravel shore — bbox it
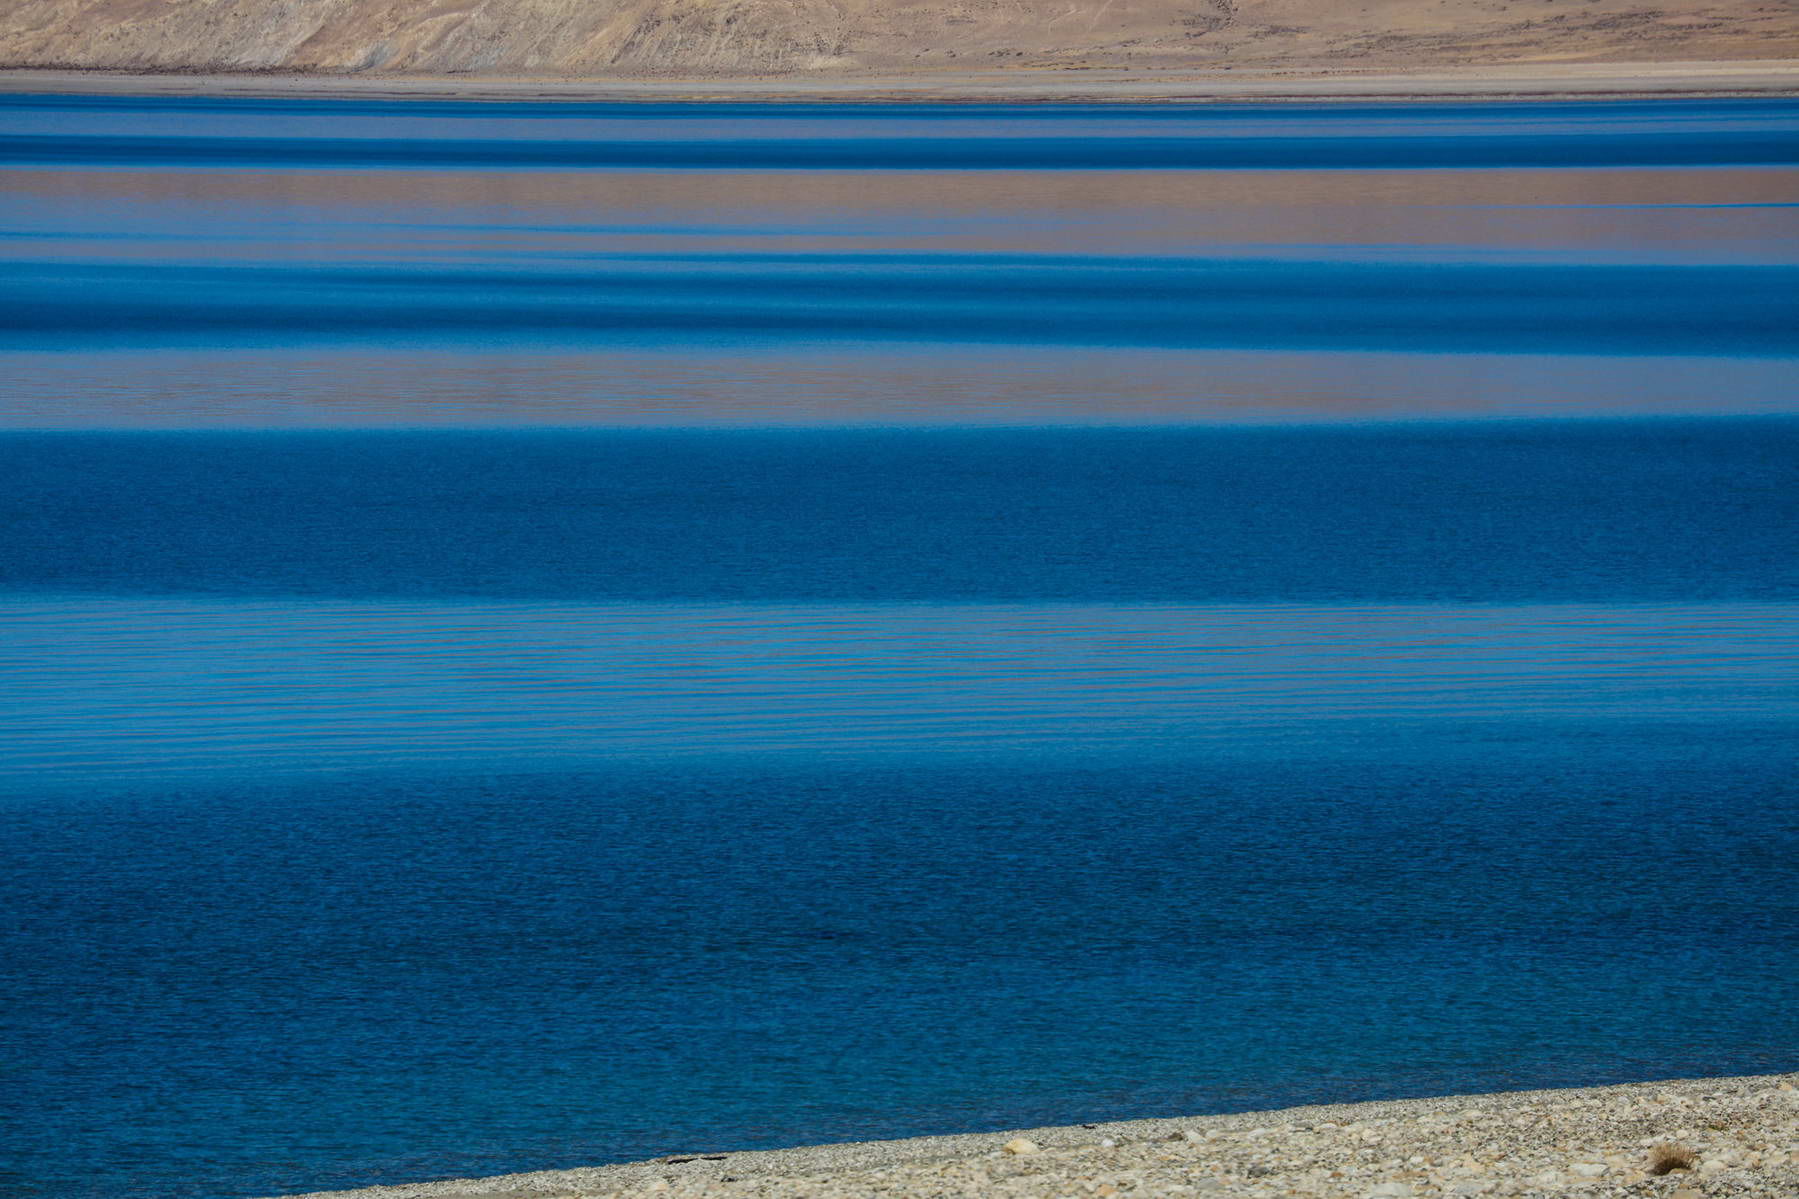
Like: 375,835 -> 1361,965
287,1072 -> 1797,1199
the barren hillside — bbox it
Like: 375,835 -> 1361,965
1,0 -> 1796,78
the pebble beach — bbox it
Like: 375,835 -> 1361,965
287,1072 -> 1799,1199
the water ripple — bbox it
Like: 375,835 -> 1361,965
4,598 -> 1793,780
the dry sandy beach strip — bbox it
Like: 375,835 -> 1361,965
286,1073 -> 1799,1199
3,61 -> 1799,102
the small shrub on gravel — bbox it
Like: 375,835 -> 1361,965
1648,1143 -> 1698,1175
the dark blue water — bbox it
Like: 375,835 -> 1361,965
2,96 -> 1797,1199
6,751 -> 1797,1199
4,425 -> 1795,602
9,256 -> 1798,357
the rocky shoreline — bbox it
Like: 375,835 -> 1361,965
287,1072 -> 1798,1199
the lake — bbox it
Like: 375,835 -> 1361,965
0,94 -> 1796,1199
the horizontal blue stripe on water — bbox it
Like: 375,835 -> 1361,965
7,129 -> 1799,169
5,425 -> 1794,600
3,597 -> 1794,782
4,97 -> 1798,169
6,257 -> 1798,355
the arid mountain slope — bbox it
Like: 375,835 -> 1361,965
1,0 -> 1795,77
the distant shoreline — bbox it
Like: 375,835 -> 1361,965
4,59 -> 1798,103
281,1071 -> 1799,1199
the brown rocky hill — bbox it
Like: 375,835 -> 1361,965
1,0 -> 1795,77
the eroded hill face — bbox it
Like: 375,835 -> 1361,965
0,0 -> 1796,76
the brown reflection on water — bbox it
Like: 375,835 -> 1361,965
11,166 -> 1799,211
5,160 -> 1796,426
6,167 -> 1797,263
4,344 -> 1793,428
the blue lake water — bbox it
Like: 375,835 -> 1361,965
1,95 -> 1797,1199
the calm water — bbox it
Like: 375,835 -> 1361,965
1,96 -> 1797,1199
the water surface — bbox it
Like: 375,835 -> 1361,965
5,96 -> 1799,424
1,96 -> 1796,1199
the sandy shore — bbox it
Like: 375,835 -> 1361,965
4,61 -> 1799,103
283,1072 -> 1798,1198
